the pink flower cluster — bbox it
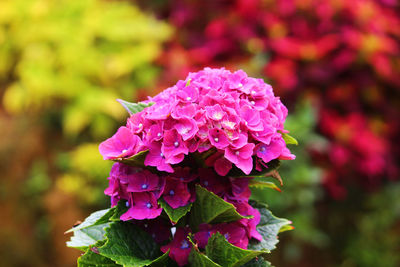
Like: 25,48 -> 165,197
99,68 -> 295,266
104,162 -> 261,266
99,67 -> 294,175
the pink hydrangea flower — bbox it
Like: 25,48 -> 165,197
99,127 -> 143,160
161,227 -> 192,266
120,192 -> 162,220
101,68 -> 293,174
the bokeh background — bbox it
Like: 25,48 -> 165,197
0,0 -> 399,266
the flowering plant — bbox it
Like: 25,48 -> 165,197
67,68 -> 296,266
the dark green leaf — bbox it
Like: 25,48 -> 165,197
66,208 -> 113,233
281,132 -> 298,145
146,250 -> 171,267
205,233 -> 268,267
187,235 -> 221,267
242,257 -> 273,267
113,150 -> 148,168
189,249 -> 222,267
97,221 -> 164,267
189,185 -> 249,231
159,198 -> 192,224
67,223 -> 110,251
78,247 -> 121,267
248,203 -> 292,251
117,99 -> 155,115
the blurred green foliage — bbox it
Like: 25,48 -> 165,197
0,1 -> 172,265
344,182 -> 400,267
0,0 -> 172,139
0,0 -> 172,205
56,143 -> 114,206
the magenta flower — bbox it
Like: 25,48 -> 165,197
146,122 -> 164,143
174,117 -> 198,141
168,167 -> 198,183
209,128 -> 230,149
120,192 -> 162,220
198,168 -> 228,195
163,178 -> 191,209
255,139 -> 285,164
126,112 -> 146,134
127,170 -> 161,192
205,104 -> 226,121
213,223 -> 249,249
214,156 -> 233,176
99,126 -> 142,160
229,178 -> 251,201
144,141 -> 174,173
104,176 -> 120,207
240,105 -> 263,132
193,224 -> 214,248
224,143 -> 255,175
161,227 -> 192,266
161,129 -> 189,163
234,202 -> 262,241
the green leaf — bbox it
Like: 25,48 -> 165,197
189,185 -> 249,231
97,221 -> 165,267
117,99 -> 155,115
113,150 -> 148,168
186,78 -> 192,87
67,223 -> 110,251
158,198 -> 192,224
242,257 -> 273,267
110,200 -> 129,222
248,180 -> 281,192
146,250 -> 171,267
66,208 -> 113,233
78,248 -> 121,267
281,133 -> 298,145
205,233 -> 268,267
187,235 -> 221,267
248,203 -> 292,251
189,249 -> 222,267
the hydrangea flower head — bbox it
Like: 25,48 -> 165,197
100,68 -> 294,175
98,68 -> 295,266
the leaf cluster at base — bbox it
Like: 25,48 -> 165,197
66,189 -> 291,267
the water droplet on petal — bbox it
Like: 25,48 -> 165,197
214,137 -> 219,142
235,151 -> 240,156
142,184 -> 148,189
174,141 -> 179,147
157,132 -> 162,137
186,97 -> 192,101
169,190 -> 175,196
146,203 -> 152,209
122,149 -> 128,154
251,101 -> 255,105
